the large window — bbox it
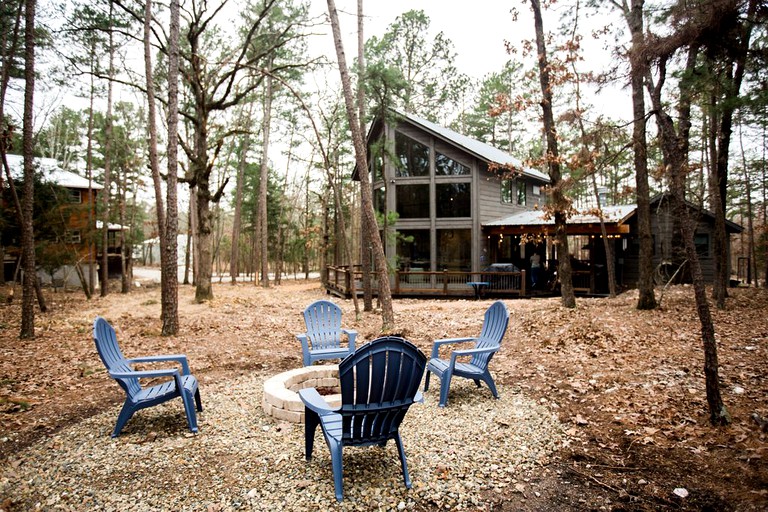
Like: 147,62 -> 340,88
373,186 -> 386,216
396,184 -> 430,218
435,152 -> 469,176
395,132 -> 430,177
436,183 -> 471,217
370,152 -> 384,182
397,229 -> 430,270
437,229 -> 471,271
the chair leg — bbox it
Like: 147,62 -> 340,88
394,433 -> 412,489
181,390 -> 199,433
424,370 -> 431,392
483,372 -> 499,399
473,379 -> 481,388
112,401 -> 136,438
304,408 -> 320,460
329,440 -> 344,501
195,389 -> 203,412
438,372 -> 452,407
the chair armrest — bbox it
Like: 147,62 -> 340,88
449,346 -> 498,367
298,388 -> 338,416
341,329 -> 357,351
109,368 -> 180,379
430,337 -> 477,358
127,355 -> 191,375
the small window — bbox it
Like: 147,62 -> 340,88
435,152 -> 469,176
532,185 -> 541,196
501,179 -> 514,204
694,233 -> 710,257
68,189 -> 82,203
66,230 -> 81,244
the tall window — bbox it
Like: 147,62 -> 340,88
396,184 -> 430,218
501,179 -> 513,203
395,132 -> 430,177
435,152 -> 469,176
436,183 -> 471,217
437,229 -> 471,271
373,186 -> 386,216
370,152 -> 384,182
516,180 -> 526,206
397,229 -> 430,270
694,233 -> 710,257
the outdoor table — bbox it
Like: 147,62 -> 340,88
467,281 -> 489,300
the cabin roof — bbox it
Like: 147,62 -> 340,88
5,154 -> 103,190
391,109 -> 550,183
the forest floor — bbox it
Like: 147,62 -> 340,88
0,272 -> 766,511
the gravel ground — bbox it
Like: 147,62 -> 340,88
1,371 -> 563,511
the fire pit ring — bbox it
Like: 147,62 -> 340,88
262,365 -> 341,423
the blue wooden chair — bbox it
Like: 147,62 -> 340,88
93,316 -> 202,438
424,300 -> 509,407
296,300 -> 357,366
299,336 -> 427,501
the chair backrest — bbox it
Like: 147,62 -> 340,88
338,336 -> 426,446
93,316 -> 141,397
303,300 -> 344,350
471,301 -> 509,369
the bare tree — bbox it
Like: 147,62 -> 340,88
326,0 -> 394,329
530,0 -> 575,308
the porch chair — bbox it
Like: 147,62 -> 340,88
424,300 -> 509,407
296,300 -> 357,366
93,316 -> 202,437
299,336 -> 427,501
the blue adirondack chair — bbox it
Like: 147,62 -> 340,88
424,300 -> 509,407
93,316 -> 202,438
296,300 -> 357,366
299,336 -> 427,501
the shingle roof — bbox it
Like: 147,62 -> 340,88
5,154 -> 103,190
392,110 -> 550,183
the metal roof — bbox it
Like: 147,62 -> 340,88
484,204 -> 637,227
5,154 -> 103,190
393,110 -> 550,183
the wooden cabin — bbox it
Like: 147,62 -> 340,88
326,111 -> 743,298
2,155 -> 128,288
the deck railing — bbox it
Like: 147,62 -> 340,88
326,265 -> 527,298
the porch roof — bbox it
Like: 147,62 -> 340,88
483,204 -> 636,235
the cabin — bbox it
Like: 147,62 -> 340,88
2,155 -> 129,288
325,110 -> 743,299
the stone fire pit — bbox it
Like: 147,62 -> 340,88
262,365 -> 341,423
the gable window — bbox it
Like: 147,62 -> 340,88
501,179 -> 514,204
395,132 -> 430,177
436,183 -> 471,217
396,184 -> 430,218
516,181 -> 526,206
435,152 -> 469,176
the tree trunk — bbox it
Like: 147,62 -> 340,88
327,0 -> 394,329
624,0 -> 657,310
162,0 -> 181,334
20,0 -> 36,338
530,0 -> 575,308
230,106 -> 251,284
357,0 -> 373,312
259,71 -> 274,288
100,0 -> 115,298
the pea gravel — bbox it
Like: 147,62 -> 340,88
0,373 -> 563,511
